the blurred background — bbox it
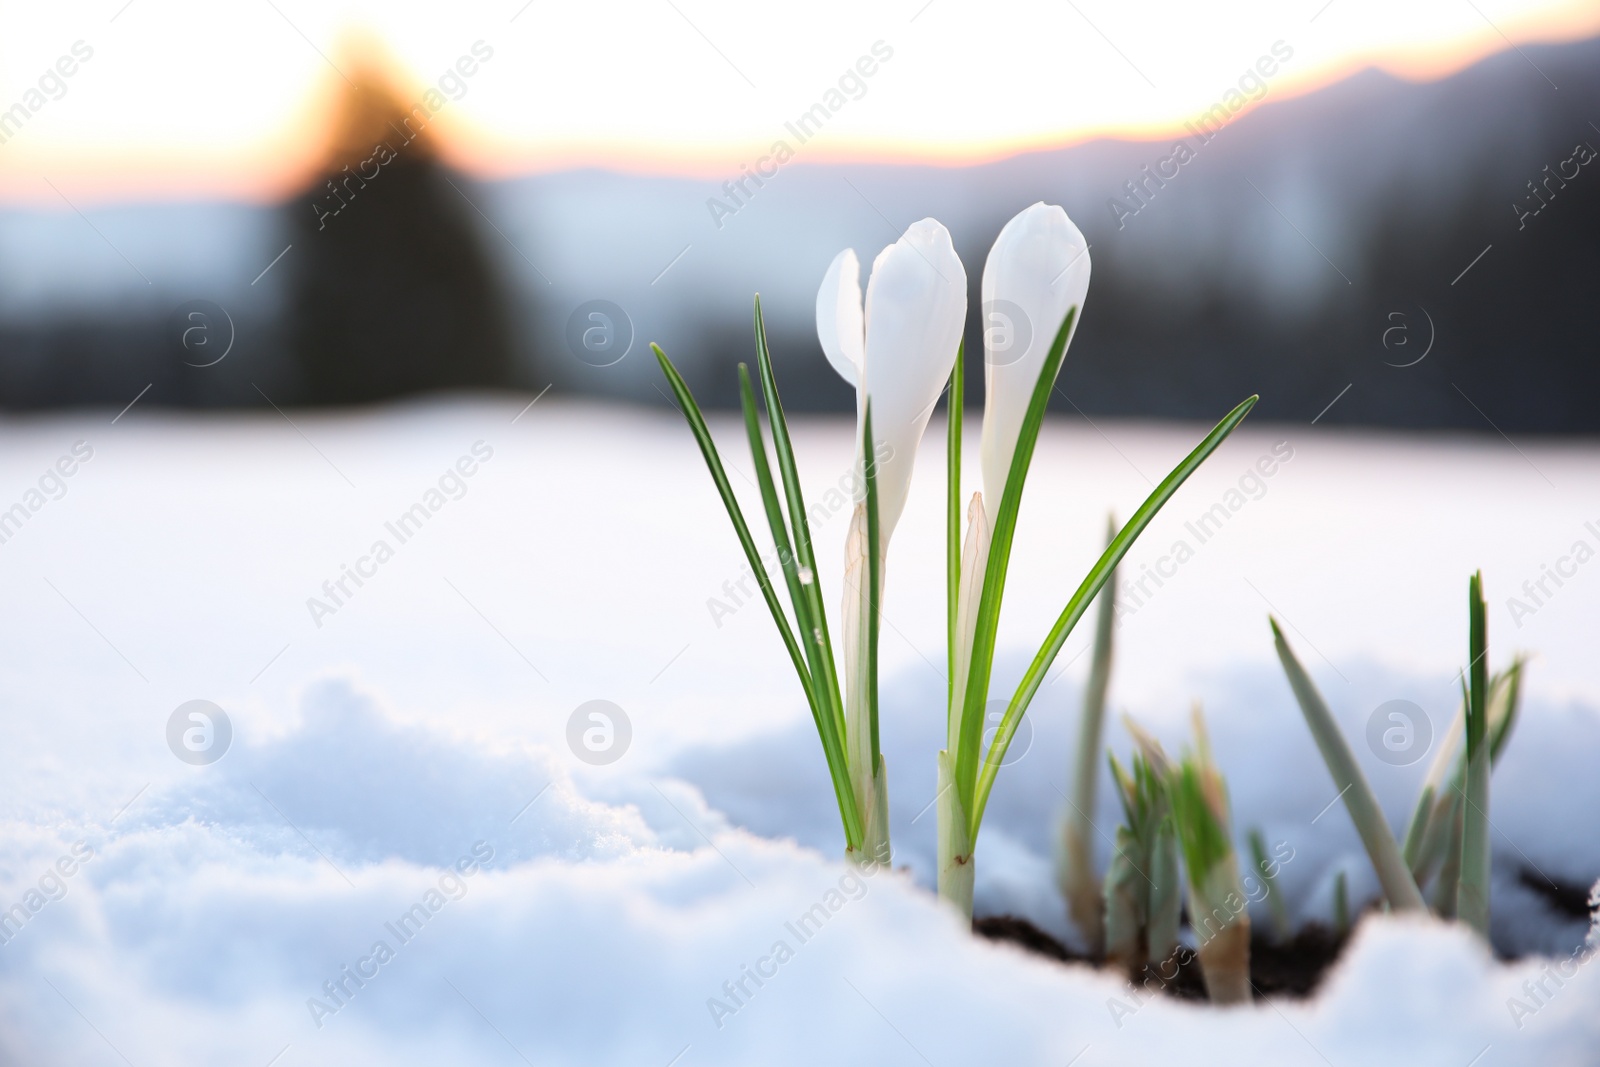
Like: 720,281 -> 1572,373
0,0 -> 1596,430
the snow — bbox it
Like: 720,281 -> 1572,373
1,398 -> 1596,1063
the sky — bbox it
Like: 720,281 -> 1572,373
0,0 -> 1596,205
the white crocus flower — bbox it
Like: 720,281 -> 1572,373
978,201 -> 1091,509
818,219 -> 968,543
817,218 -> 966,865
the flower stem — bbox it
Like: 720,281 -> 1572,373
936,750 -> 974,916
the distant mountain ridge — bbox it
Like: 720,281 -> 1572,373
0,34 -> 1595,431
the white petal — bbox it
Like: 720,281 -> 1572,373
859,218 -> 967,542
816,248 -> 864,389
979,202 -> 1091,509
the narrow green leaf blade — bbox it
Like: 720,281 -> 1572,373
753,297 -> 847,750
1249,828 -> 1291,942
956,307 -> 1080,809
1401,783 -> 1436,870
1073,514 -> 1119,821
736,362 -> 853,767
1061,515 -> 1118,948
1269,617 -> 1426,911
970,393 -> 1258,832
1457,571 -> 1491,936
655,344 -> 863,846
1489,658 -> 1524,766
737,362 -> 808,639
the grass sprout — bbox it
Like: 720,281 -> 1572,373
1165,707 -> 1251,1004
1249,828 -> 1291,943
1103,746 -> 1180,980
1060,515 -> 1119,953
1457,571 -> 1492,936
1333,870 -> 1351,938
1406,659 -> 1524,898
1271,618 -> 1427,912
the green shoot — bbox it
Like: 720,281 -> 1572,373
1104,750 -> 1181,978
1431,795 -> 1464,917
1401,782 -> 1438,877
737,364 -> 811,669
1270,618 -> 1426,912
1457,571 -> 1491,936
1166,707 -> 1251,1004
1402,692 -> 1463,876
1489,658 -> 1525,764
1407,659 -> 1524,890
1061,515 -> 1119,953
1248,829 -> 1291,943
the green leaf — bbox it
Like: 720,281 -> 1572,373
955,306 -> 1081,809
1069,515 -> 1119,839
1415,657 -> 1523,879
1412,781 -> 1460,890
968,391 -> 1259,833
655,343 -> 863,846
1270,617 -> 1426,911
753,298 -> 848,752
1430,792 -> 1464,916
1168,758 -> 1230,881
737,363 -> 808,644
735,363 -> 856,787
1489,658 -> 1524,765
1062,529 -> 1118,949
1403,682 -> 1468,875
1249,828 -> 1291,942
1401,782 -> 1436,871
1457,571 -> 1491,936
1108,752 -> 1138,826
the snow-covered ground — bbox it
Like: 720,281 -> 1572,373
1,398 -> 1596,1064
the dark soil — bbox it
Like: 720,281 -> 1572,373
1518,870 -> 1595,921
973,865 -> 1595,1002
973,915 -> 1351,1001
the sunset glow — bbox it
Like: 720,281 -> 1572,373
0,0 -> 1595,205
